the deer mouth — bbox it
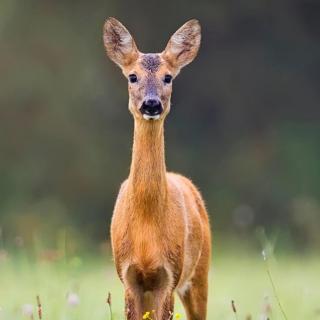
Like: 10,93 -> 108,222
140,98 -> 163,120
142,114 -> 161,121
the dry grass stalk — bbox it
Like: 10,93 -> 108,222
231,300 -> 239,320
107,292 -> 113,320
262,250 -> 288,320
36,295 -> 42,320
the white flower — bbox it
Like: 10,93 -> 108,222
22,304 -> 33,317
262,250 -> 267,261
67,292 -> 80,306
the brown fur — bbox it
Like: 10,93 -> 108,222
140,54 -> 161,72
103,18 -> 211,320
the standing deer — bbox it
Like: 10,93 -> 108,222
103,18 -> 211,320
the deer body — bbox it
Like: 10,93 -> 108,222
104,18 -> 211,320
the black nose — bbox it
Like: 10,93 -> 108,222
140,99 -> 163,116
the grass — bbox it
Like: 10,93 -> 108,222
0,247 -> 320,320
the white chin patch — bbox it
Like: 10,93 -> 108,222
143,114 -> 161,121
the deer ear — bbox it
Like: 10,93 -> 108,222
162,19 -> 201,70
103,17 -> 139,68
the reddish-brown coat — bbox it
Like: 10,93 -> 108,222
104,18 -> 212,320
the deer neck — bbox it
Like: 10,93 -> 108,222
128,119 -> 168,211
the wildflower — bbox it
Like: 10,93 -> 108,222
262,295 -> 272,314
67,292 -> 80,306
22,304 -> 33,317
260,295 -> 272,320
175,313 -> 182,319
262,250 -> 267,261
143,311 -> 152,319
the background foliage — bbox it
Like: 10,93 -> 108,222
0,0 -> 319,251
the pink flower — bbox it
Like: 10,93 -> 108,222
67,292 -> 80,306
22,304 -> 33,317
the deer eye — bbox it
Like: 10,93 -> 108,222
164,74 -> 172,84
128,74 -> 138,83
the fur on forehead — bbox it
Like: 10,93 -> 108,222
140,54 -> 162,72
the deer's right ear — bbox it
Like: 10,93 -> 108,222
103,18 -> 139,68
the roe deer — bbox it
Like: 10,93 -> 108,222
103,18 -> 211,320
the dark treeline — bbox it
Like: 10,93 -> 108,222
0,0 -> 319,249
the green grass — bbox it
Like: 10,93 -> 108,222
0,249 -> 319,320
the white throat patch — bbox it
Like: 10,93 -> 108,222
143,114 -> 161,121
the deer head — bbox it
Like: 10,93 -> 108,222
103,18 -> 201,121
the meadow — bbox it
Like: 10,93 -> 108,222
1,241 -> 319,320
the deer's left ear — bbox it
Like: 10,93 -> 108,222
103,17 -> 139,68
162,19 -> 201,70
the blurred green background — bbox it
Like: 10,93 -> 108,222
0,0 -> 320,253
